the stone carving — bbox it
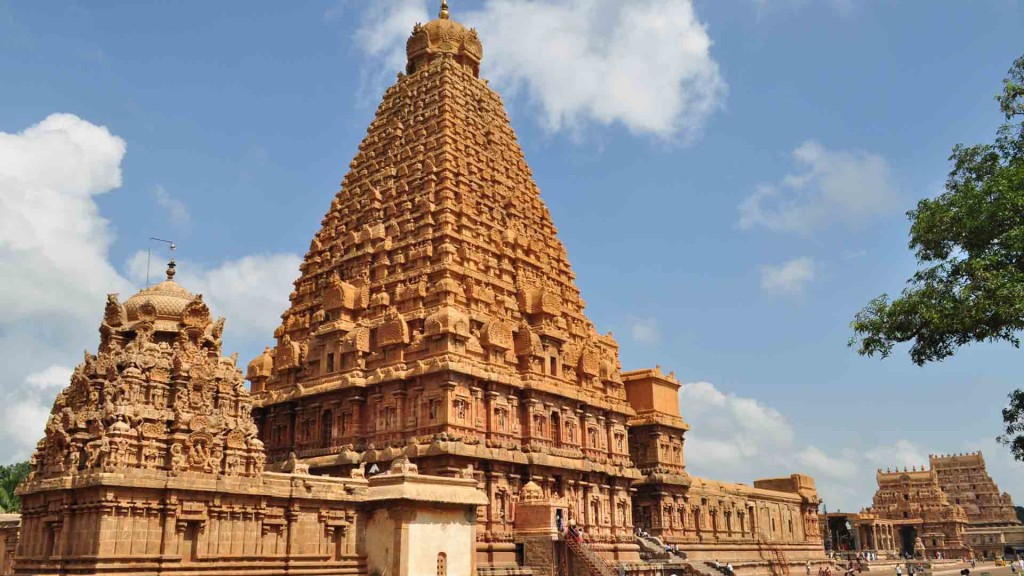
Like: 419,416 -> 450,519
282,451 -> 310,475
25,262 -> 267,481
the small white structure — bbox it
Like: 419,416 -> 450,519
365,459 -> 488,576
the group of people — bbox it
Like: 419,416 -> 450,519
712,559 -> 735,576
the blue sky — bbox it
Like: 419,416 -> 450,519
2,0 -> 1023,512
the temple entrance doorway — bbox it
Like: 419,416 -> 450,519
899,526 -> 918,557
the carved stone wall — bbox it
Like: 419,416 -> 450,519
871,468 -> 969,556
11,269 -> 368,575
28,269 -> 265,483
0,515 -> 18,576
929,452 -> 1019,526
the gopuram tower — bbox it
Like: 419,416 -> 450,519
250,1 -> 641,565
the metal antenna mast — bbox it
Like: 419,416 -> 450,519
146,237 -> 176,286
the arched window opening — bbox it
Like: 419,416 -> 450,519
437,552 -> 447,576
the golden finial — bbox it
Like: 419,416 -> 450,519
439,0 -> 449,19
166,259 -> 177,281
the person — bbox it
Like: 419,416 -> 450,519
807,560 -> 812,575
714,560 -> 721,569
726,563 -> 734,576
895,564 -> 902,576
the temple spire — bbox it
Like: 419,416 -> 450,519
439,0 -> 449,19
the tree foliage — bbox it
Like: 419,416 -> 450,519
849,55 -> 1024,457
0,461 -> 31,513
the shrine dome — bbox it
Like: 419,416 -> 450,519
406,0 -> 482,76
123,260 -> 197,325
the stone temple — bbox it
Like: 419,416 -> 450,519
0,3 -> 828,576
823,451 -> 1022,562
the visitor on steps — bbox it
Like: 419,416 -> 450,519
895,563 -> 902,576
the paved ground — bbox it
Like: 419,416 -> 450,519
932,565 -> 1017,576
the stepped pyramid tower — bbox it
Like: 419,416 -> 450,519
249,1 -> 641,565
248,2 -> 826,570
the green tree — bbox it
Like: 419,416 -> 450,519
0,461 -> 31,513
850,55 -> 1024,457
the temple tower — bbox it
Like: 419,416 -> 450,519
249,2 -> 640,566
929,452 -> 1020,526
14,263 -> 369,575
871,467 -> 969,558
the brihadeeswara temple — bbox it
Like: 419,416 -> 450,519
1,3 -> 828,576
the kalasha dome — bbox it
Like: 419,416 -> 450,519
2,3 -> 827,576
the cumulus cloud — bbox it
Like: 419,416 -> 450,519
679,381 -> 795,476
627,316 -> 659,344
152,185 -> 191,232
0,113 -> 132,463
351,0 -> 726,140
798,446 -> 858,480
0,113 -> 299,464
759,257 -> 816,295
677,380 -> 944,511
738,140 -> 895,233
864,439 -> 927,470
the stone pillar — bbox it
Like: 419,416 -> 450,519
485,391 -> 498,438
393,390 -> 406,432
470,386 -> 483,429
389,508 -> 415,576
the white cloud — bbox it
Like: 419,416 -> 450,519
798,446 -> 858,480
152,185 -> 191,232
864,439 -> 927,470
24,365 -> 73,390
627,316 -> 659,344
677,380 -> 927,511
679,381 -> 795,477
0,113 -> 131,324
355,0 -> 430,74
351,0 -> 726,140
0,113 -> 132,463
738,140 -> 895,233
760,257 -> 816,295
0,113 -> 298,465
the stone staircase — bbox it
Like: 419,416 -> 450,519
565,534 -> 618,576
